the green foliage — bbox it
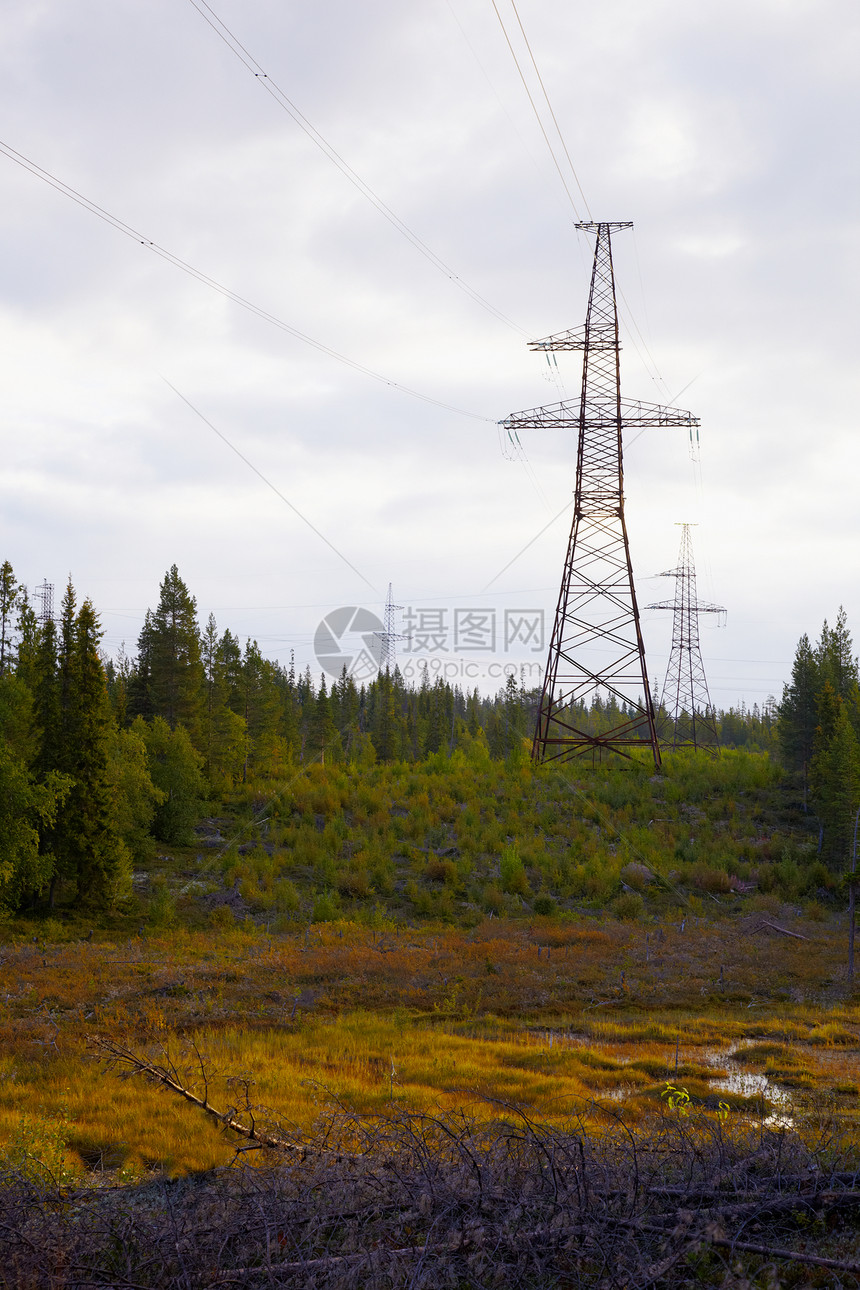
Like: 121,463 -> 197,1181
147,876 -> 178,927
106,724 -> 165,864
0,739 -> 70,909
136,716 -> 205,845
0,672 -> 38,764
612,891 -> 644,921
0,559 -> 20,678
132,565 -> 205,736
0,557 -> 853,930
660,1082 -> 691,1116
45,589 -> 128,906
312,889 -> 341,922
500,845 -> 530,897
532,893 -> 558,917
809,706 -> 860,867
2,1108 -> 73,1186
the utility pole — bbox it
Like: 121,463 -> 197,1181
501,222 -> 699,766
646,523 -> 724,752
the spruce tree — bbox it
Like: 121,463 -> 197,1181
46,590 -> 127,905
146,566 -> 205,736
817,609 -> 858,700
240,640 -> 284,779
13,588 -> 40,694
199,615 -> 245,788
779,633 -> 822,798
308,677 -> 338,764
810,707 -> 860,866
0,560 -> 21,679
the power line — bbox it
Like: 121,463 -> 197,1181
0,137 -> 493,423
163,380 -> 378,592
185,0 -> 529,338
488,0 -> 584,221
507,0 -> 591,220
488,4 -> 674,401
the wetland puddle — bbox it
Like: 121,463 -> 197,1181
537,1030 -> 796,1125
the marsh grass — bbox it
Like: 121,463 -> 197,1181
1,911 -> 860,1175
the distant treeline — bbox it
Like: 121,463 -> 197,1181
0,560 -> 781,914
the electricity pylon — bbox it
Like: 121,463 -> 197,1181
646,523 -> 724,751
35,580 -> 54,627
501,222 -> 700,767
375,583 -> 405,672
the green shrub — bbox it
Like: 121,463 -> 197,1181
532,893 -> 558,917
482,884 -> 505,916
612,891 -> 644,921
337,868 -> 373,899
691,865 -> 731,894
312,889 -> 341,922
500,846 -> 530,897
207,904 -> 235,928
148,877 -> 177,927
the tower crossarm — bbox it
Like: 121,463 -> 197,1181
645,599 -> 725,615
528,326 -> 616,352
500,396 -> 699,430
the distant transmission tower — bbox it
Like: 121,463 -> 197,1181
646,524 -> 724,751
35,580 -> 54,627
501,222 -> 700,767
375,583 -> 405,672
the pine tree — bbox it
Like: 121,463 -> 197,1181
32,615 -> 60,781
278,654 -> 301,762
127,611 -> 155,721
13,588 -> 40,694
105,645 -> 132,727
217,629 -> 244,714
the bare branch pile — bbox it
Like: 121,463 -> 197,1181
2,1048 -> 860,1288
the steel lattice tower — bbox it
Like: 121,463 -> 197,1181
35,580 -> 54,627
375,583 -> 405,672
646,523 -> 724,751
501,222 -> 700,766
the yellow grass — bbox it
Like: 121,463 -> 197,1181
1,915 -> 860,1175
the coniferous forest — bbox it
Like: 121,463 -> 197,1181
0,558 -> 790,922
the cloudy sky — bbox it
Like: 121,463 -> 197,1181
0,0 -> 857,708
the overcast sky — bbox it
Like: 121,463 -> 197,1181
0,0 -> 857,708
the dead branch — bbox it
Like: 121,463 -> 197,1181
89,1036 -> 319,1158
709,1233 -> 860,1274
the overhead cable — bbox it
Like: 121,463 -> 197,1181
488,0 -> 584,221
490,2 -> 674,402
186,0 -> 530,339
0,138 -> 492,423
163,380 -> 378,592
507,0 -> 591,220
